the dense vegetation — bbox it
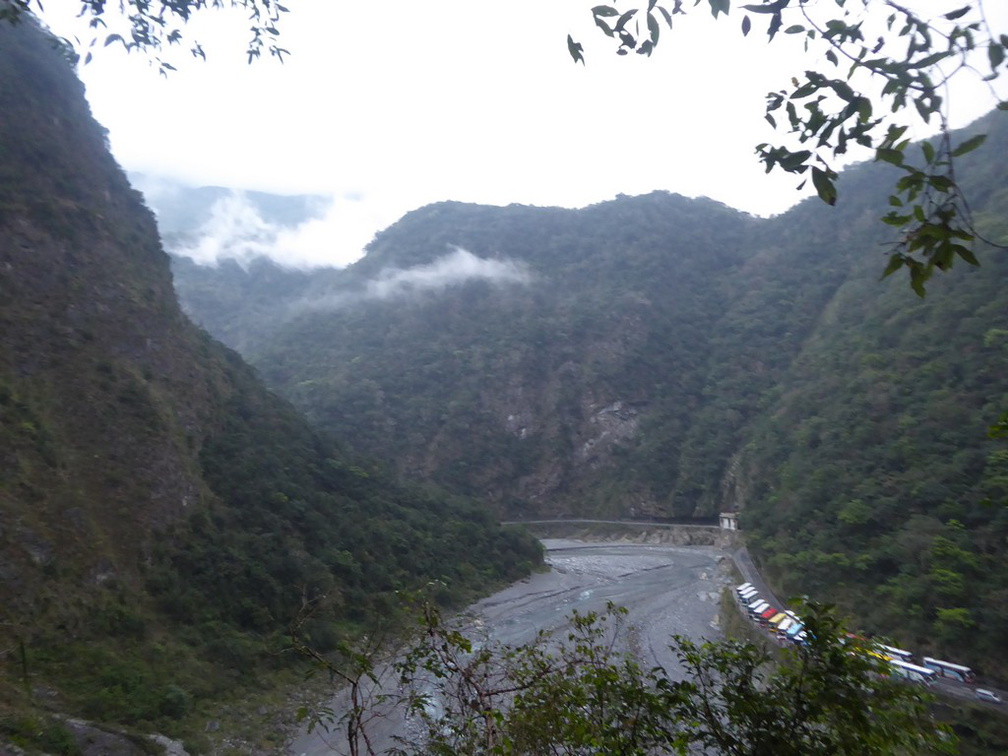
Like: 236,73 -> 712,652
0,17 -> 540,747
170,115 -> 1008,680
296,601 -> 953,756
174,194 -> 762,517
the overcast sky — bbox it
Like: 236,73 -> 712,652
41,1 -> 1007,267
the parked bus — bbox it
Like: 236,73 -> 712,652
877,644 -> 914,663
747,598 -> 767,612
890,659 -> 938,686
922,656 -> 975,683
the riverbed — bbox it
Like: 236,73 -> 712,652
288,540 -> 732,755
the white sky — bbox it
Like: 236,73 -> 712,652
39,1 -> 1007,267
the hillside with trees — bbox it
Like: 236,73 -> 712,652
0,17 -> 540,750
170,113 -> 1008,679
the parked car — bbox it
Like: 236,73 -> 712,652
975,689 -> 1002,704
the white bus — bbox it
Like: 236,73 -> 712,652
922,656 -> 975,684
877,643 -> 914,663
889,659 -> 938,686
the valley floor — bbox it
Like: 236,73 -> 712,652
287,541 -> 730,755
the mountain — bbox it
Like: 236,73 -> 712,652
173,194 -> 762,518
168,115 -> 1008,678
0,16 -> 540,748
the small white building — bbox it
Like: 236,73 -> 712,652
719,512 -> 739,531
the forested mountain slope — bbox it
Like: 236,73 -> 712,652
176,194 -> 764,517
0,17 -> 539,744
736,120 -> 1008,674
170,114 -> 1008,678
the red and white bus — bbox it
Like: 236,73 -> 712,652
922,657 -> 975,684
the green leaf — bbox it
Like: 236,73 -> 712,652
951,133 -> 986,157
615,9 -> 637,33
779,148 -> 811,171
927,174 -> 954,191
791,80 -> 819,98
921,141 -> 935,163
954,245 -> 980,266
943,6 -> 970,20
742,0 -> 788,14
881,253 -> 904,278
591,5 -> 619,17
811,166 -> 837,205
876,147 -> 905,166
914,51 -> 952,69
988,42 -> 1005,70
741,14 -> 751,36
882,212 -> 913,226
856,97 -> 872,121
767,11 -> 782,40
648,12 -> 660,44
883,124 -> 908,143
708,0 -> 730,19
567,34 -> 585,64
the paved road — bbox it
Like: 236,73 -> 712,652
288,540 -> 732,755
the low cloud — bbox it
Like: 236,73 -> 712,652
297,247 -> 533,311
167,191 -> 378,269
364,247 -> 532,299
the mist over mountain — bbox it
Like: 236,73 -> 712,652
133,174 -> 377,268
169,114 -> 1008,678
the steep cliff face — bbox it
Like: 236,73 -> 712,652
0,18 -> 540,739
0,17 -> 222,612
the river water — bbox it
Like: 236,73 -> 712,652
288,540 -> 732,755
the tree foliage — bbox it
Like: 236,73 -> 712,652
572,0 -> 1008,294
1,0 -> 289,70
295,600 -> 953,756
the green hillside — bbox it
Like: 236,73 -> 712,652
169,115 -> 1008,679
0,16 -> 540,747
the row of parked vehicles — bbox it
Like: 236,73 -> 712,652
733,582 -> 1001,704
